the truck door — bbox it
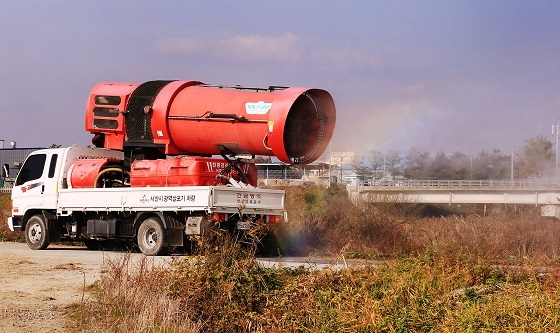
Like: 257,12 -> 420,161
42,152 -> 60,209
12,152 -> 48,213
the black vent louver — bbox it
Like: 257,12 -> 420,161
125,80 -> 173,143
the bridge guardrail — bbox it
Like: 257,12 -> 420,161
363,179 -> 560,187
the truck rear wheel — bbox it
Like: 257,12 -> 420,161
25,215 -> 50,250
83,239 -> 102,250
137,217 -> 167,255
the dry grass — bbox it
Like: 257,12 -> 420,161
6,187 -> 560,331
74,240 -> 560,332
73,254 -> 201,332
405,214 -> 560,263
280,185 -> 560,264
0,193 -> 24,242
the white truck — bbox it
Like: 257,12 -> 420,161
5,79 -> 336,255
7,146 -> 286,255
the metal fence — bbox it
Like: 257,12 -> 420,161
0,183 -> 12,193
361,179 -> 560,187
257,169 -> 304,180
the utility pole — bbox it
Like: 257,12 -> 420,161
557,119 -> 559,173
328,146 -> 331,187
553,120 -> 559,179
340,154 -> 343,184
511,144 -> 514,182
383,154 -> 386,180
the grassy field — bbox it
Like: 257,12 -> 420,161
74,247 -> 560,332
4,189 -> 560,332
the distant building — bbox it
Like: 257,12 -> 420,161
0,147 -> 43,188
327,152 -> 357,185
256,161 -> 332,186
329,151 -> 356,167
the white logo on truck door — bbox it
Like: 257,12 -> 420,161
21,181 -> 43,193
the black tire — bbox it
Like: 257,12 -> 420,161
258,234 -> 283,256
25,215 -> 50,250
83,239 -> 101,250
137,217 -> 167,255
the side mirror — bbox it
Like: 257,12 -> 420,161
2,164 -> 9,178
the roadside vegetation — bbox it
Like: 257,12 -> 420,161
0,193 -> 24,242
60,185 -> 560,332
4,189 -> 560,331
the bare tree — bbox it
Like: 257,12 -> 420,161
518,135 -> 554,178
384,150 -> 404,179
403,148 -> 431,179
471,149 -> 509,179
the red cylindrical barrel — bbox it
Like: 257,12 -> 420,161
129,156 -> 258,187
86,81 -> 336,164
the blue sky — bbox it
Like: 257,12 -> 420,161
1,1 -> 560,156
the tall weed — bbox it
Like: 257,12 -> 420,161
5,186 -> 560,331
281,186 -> 560,263
77,244 -> 560,332
0,193 -> 24,242
74,254 -> 201,332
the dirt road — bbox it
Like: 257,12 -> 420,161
0,242 -> 171,333
0,242 -> 363,332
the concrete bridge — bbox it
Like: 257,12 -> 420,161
346,179 -> 560,217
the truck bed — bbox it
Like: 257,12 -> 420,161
57,186 -> 285,215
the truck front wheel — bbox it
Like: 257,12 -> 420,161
137,217 -> 167,255
25,215 -> 50,250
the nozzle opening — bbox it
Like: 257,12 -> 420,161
283,90 -> 335,164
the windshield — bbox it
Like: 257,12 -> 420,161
15,153 -> 46,186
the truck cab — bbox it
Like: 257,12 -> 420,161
11,149 -> 63,223
9,146 -> 124,233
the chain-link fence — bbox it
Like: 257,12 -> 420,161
257,169 -> 305,180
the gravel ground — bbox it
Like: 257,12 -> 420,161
0,241 -> 367,332
0,242 -> 170,333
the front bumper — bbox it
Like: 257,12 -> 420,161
8,217 -> 14,232
7,216 -> 22,232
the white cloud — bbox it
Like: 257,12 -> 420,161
403,83 -> 428,95
153,37 -> 208,55
153,33 -> 304,63
221,33 -> 304,63
310,48 -> 385,71
152,33 -> 383,71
